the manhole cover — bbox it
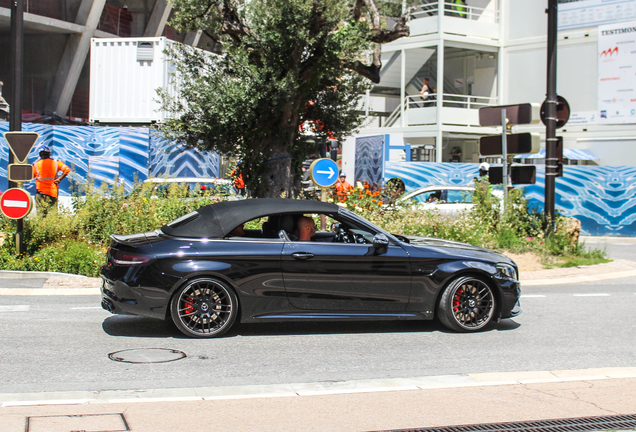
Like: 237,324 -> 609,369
108,348 -> 186,364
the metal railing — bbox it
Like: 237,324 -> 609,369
384,93 -> 498,127
411,1 -> 499,23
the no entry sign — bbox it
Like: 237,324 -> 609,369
0,188 -> 33,219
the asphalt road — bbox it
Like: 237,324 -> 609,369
1,277 -> 635,395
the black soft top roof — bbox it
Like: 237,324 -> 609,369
161,198 -> 340,239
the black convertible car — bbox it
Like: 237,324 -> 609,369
101,198 -> 520,338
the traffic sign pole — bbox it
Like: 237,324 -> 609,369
545,0 -> 558,237
501,109 -> 508,203
3,131 -> 39,256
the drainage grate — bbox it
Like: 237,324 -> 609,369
377,414 -> 636,432
108,348 -> 186,364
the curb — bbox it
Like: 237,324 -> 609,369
2,367 -> 635,407
0,270 -> 98,279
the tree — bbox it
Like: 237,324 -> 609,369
161,0 -> 410,198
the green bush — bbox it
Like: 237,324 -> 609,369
0,177 -> 606,276
0,179 -> 229,276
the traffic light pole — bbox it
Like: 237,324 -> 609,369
545,0 -> 558,236
10,0 -> 25,255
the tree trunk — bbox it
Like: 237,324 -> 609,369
255,140 -> 294,198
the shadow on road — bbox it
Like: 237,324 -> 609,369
102,315 -> 185,338
102,315 -> 520,338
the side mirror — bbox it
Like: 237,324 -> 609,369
372,233 -> 389,255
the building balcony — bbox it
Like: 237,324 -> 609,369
408,0 -> 499,40
377,93 -> 498,129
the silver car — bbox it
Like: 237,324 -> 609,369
399,185 -> 500,214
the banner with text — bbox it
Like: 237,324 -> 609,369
597,20 -> 636,124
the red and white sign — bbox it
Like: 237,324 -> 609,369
0,188 -> 33,219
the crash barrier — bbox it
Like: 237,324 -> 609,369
385,161 -> 636,237
0,123 -> 219,197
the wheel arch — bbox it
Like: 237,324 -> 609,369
433,270 -> 503,321
164,271 -> 242,322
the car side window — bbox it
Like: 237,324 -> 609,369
445,190 -> 473,204
412,191 -> 437,203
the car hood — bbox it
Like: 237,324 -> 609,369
402,235 -> 514,264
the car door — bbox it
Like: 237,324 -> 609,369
281,238 -> 411,312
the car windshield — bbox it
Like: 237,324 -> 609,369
339,208 -> 400,243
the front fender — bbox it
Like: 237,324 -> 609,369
406,260 -> 500,317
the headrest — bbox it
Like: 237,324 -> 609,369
279,215 -> 295,232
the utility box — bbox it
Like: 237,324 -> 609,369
89,37 -> 180,124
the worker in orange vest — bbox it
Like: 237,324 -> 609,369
334,172 -> 353,201
231,168 -> 246,197
32,145 -> 70,214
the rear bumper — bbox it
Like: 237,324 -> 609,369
100,276 -> 168,320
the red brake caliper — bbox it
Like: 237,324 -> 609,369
183,296 -> 194,316
453,288 -> 463,312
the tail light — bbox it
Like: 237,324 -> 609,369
112,250 -> 151,265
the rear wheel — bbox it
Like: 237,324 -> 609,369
438,276 -> 495,332
170,278 -> 238,338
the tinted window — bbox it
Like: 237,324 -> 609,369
446,190 -> 473,203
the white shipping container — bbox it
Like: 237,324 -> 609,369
89,37 -> 180,124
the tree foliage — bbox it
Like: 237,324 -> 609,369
160,0 -> 410,197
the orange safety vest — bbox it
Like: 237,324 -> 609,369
32,158 -> 70,198
335,179 -> 353,197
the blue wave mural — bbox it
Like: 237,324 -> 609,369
0,122 -> 218,196
149,130 -> 219,178
355,135 -> 384,185
385,161 -> 636,237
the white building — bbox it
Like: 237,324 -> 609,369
344,0 -> 636,173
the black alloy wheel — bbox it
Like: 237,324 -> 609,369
170,278 -> 238,338
438,276 -> 495,332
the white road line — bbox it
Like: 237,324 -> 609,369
70,306 -> 103,310
573,293 -> 610,297
520,294 -> 546,298
0,305 -> 30,312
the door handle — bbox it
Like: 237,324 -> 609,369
292,252 -> 315,260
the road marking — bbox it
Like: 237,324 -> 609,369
520,294 -> 546,298
70,306 -> 103,310
0,305 -> 30,312
573,293 -> 610,297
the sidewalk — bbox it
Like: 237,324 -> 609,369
2,369 -> 636,432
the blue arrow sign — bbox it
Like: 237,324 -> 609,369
309,158 -> 339,188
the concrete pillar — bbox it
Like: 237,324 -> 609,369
45,0 -> 106,116
183,30 -> 203,47
497,0 -> 505,104
144,0 -> 172,37
436,40 -> 444,163
400,49 -> 406,127
436,1 -> 444,162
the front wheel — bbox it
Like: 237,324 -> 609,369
438,276 -> 495,332
170,278 -> 238,338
